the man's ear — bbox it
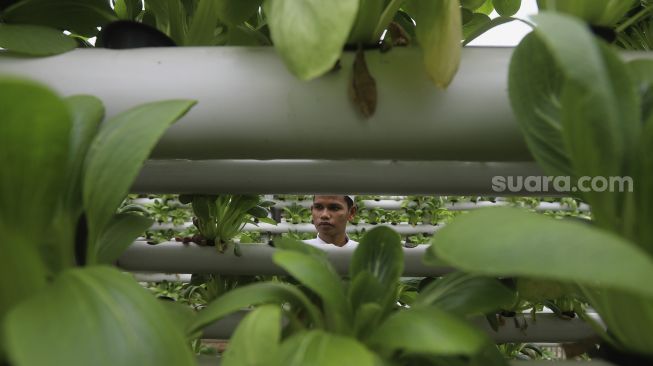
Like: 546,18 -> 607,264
348,206 -> 357,220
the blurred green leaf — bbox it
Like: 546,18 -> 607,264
427,208 -> 653,298
3,0 -> 116,37
83,99 -> 195,260
94,213 -> 153,265
186,0 -> 219,45
492,0 -> 521,17
4,266 -> 195,366
190,282 -> 323,334
273,250 -> 352,333
408,0 -> 462,87
114,0 -> 143,20
278,330 -> 376,366
413,272 -> 516,317
0,24 -> 77,55
222,305 -> 282,366
216,0 -> 263,25
367,306 -> 486,356
264,0 -> 359,80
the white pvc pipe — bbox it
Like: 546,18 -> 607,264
132,159 -> 546,195
118,241 -> 449,276
149,222 -> 444,235
0,47 -> 532,162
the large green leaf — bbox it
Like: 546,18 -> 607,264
348,0 -> 385,45
93,213 -> 153,265
367,306 -> 486,356
145,0 -> 188,44
216,0 -> 263,25
536,0 -> 637,26
492,0 -> 521,16
114,0 -> 143,20
222,305 -> 282,366
4,266 -> 195,366
273,250 -> 352,334
186,0 -> 219,46
83,99 -> 195,259
45,95 -> 104,272
583,288 -> 653,356
3,0 -> 117,37
508,33 -> 572,178
190,282 -> 323,334
407,0 -> 462,88
0,78 -> 69,318
264,0 -> 359,80
412,272 -> 516,317
349,226 -> 402,313
427,208 -> 653,299
278,330 -> 376,366
0,24 -> 77,56
535,14 -> 639,228
274,237 -> 328,258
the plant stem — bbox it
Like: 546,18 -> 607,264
616,5 -> 653,33
373,0 -> 407,42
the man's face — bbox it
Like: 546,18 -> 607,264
311,196 -> 355,237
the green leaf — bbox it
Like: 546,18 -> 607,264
492,0 -> 521,17
532,13 -> 640,230
508,32 -> 572,178
93,213 -> 153,265
273,250 -> 352,334
0,77 -> 70,246
3,0 -> 117,37
348,0 -> 385,44
216,0 -> 263,25
190,282 -> 323,335
145,0 -> 188,45
461,0 -> 488,10
222,305 -> 282,366
409,0 -> 462,88
83,99 -> 195,259
536,0 -> 637,26
413,272 -> 516,317
0,24 -> 77,56
159,300 -> 199,340
0,77 -> 71,325
114,0 -> 143,20
349,226 -> 402,314
367,306 -> 486,356
264,0 -> 359,80
4,266 -> 195,366
186,0 -> 219,46
427,208 -> 653,299
350,226 -> 403,291
278,330 -> 376,366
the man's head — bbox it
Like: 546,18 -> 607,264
311,195 -> 357,245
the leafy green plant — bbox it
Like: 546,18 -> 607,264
180,226 -> 514,365
0,76 -> 196,365
179,194 -> 275,255
282,202 -> 310,224
427,12 -> 653,360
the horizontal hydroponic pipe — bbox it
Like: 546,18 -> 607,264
149,222 -> 444,235
199,312 -> 600,344
0,47 -> 531,162
118,241 -> 448,276
132,159 -> 547,195
196,358 -> 615,366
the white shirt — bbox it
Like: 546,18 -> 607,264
304,235 -> 358,247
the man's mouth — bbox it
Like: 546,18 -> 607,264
318,222 -> 333,227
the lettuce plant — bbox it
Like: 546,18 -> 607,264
0,76 -> 197,366
426,13 -> 653,361
183,226 -> 514,365
179,194 -> 275,255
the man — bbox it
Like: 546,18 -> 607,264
304,195 -> 358,247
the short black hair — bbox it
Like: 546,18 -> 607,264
312,195 -> 354,210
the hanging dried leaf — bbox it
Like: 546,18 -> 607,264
349,48 -> 377,118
